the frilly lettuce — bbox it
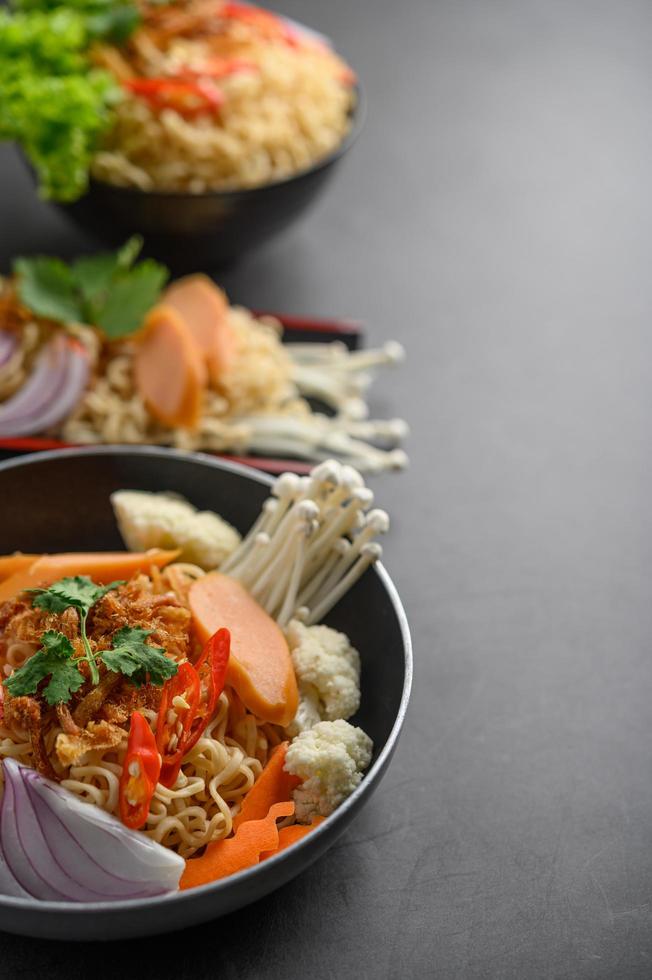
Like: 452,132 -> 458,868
0,2 -> 138,201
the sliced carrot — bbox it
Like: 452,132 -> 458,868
0,550 -> 180,603
262,816 -> 325,859
134,304 -> 207,430
189,573 -> 299,727
163,275 -> 235,382
232,742 -> 299,831
179,800 -> 295,889
0,554 -> 38,582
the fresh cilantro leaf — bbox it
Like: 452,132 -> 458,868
5,577 -> 178,706
29,576 -> 124,687
95,260 -> 170,339
30,576 -> 124,617
13,237 -> 167,338
99,626 -> 178,688
71,235 -> 145,324
13,256 -> 83,323
72,252 -> 122,310
4,630 -> 84,706
39,630 -> 75,657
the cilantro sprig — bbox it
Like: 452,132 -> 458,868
99,626 -> 178,688
14,237 -> 169,339
5,630 -> 85,706
29,576 -> 125,685
4,574 -> 179,705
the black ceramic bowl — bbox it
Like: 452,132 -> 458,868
51,89 -> 364,271
0,446 -> 411,941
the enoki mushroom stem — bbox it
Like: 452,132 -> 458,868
225,460 -> 389,626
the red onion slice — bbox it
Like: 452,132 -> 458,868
37,782 -> 182,883
0,778 -> 35,899
0,759 -> 184,902
28,777 -> 172,898
1,768 -> 70,900
25,776 -> 143,901
12,772 -> 86,901
0,334 -> 68,423
0,331 -> 16,370
0,335 -> 90,438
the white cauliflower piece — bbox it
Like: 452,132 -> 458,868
286,684 -> 322,738
285,719 -> 373,823
286,620 -> 360,736
111,490 -> 241,571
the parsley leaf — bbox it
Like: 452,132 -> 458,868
14,237 -> 169,338
4,630 -> 84,706
99,626 -> 178,688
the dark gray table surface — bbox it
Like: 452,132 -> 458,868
1,0 -> 652,976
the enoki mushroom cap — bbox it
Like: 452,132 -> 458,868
361,509 -> 390,535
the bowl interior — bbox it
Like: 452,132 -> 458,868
0,447 -> 405,763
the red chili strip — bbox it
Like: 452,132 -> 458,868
119,712 -> 161,830
156,662 -> 201,788
124,77 -> 225,118
183,628 -> 231,757
155,629 -> 230,788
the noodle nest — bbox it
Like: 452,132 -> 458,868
0,564 -> 285,858
92,16 -> 356,193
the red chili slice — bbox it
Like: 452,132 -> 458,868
156,662 -> 201,788
183,628 -> 231,757
124,77 -> 225,118
119,712 -> 161,830
155,630 -> 230,788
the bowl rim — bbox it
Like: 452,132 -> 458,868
84,82 -> 366,202
0,444 -> 412,915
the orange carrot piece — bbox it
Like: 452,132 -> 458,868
232,742 -> 299,831
134,304 -> 207,430
163,274 -> 235,382
179,800 -> 295,890
0,550 -> 180,603
0,555 -> 37,582
189,573 -> 299,727
261,816 -> 325,859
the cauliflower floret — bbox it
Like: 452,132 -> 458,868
287,684 -> 322,738
111,490 -> 241,571
285,620 -> 360,737
284,719 -> 373,823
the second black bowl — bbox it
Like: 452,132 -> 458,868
51,91 -> 364,271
